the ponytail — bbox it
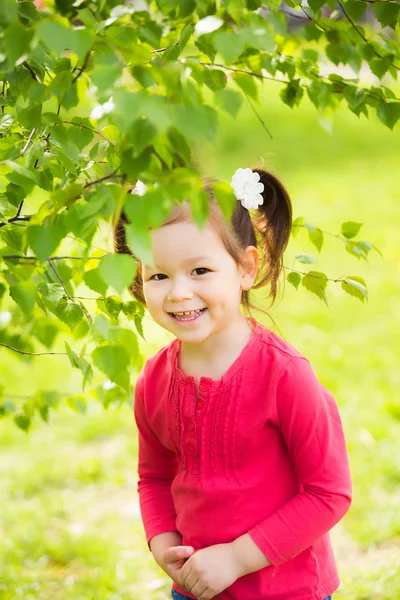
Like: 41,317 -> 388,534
228,168 -> 292,308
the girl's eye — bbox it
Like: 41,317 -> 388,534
149,273 -> 168,281
193,268 -> 210,275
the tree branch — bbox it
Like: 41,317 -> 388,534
244,92 -> 273,139
284,266 -> 343,283
0,343 -> 67,357
63,120 -> 116,146
1,254 -> 109,262
0,216 -> 31,229
0,128 -> 36,165
72,50 -> 92,84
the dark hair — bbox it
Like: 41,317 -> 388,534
113,168 -> 292,314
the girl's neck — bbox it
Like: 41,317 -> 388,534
179,314 -> 255,381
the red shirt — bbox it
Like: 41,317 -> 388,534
134,319 -> 352,600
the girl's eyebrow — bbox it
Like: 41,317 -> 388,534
148,256 -> 211,270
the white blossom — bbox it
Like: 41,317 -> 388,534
230,168 -> 264,210
195,16 -> 223,36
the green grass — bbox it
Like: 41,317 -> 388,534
1,81 -> 400,598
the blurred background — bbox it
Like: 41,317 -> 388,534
1,77 -> 400,599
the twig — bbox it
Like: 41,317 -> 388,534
1,81 -> 6,114
15,201 -> 24,218
1,254 -> 109,262
84,170 -> 119,189
63,120 -> 116,146
22,62 -> 42,83
0,216 -> 31,229
244,92 -> 273,139
0,128 -> 36,164
72,50 -> 92,84
285,266 -> 343,283
0,343 -> 67,357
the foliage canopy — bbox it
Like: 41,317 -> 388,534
0,0 -> 397,428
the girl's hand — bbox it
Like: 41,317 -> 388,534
159,546 -> 195,591
178,543 -> 242,600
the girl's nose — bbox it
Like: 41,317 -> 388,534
167,278 -> 194,302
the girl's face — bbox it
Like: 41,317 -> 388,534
141,220 -> 256,345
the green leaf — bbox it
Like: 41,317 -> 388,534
180,23 -> 194,50
233,73 -> 258,101
373,2 -> 400,29
307,81 -> 332,110
203,69 -> 227,92
92,344 -> 130,391
302,270 -> 328,304
308,0 -> 325,10
304,224 -> 324,252
14,415 -> 31,432
37,282 -> 65,304
4,20 -> 34,66
83,267 -> 108,296
9,281 -> 37,315
210,181 -> 235,219
292,216 -> 304,238
99,254 -> 137,296
121,301 -> 146,340
0,114 -> 14,135
40,391 -> 61,408
53,300 -> 84,331
214,31 -> 246,64
341,221 -> 363,239
36,20 -> 93,60
286,271 -> 301,290
65,341 -> 93,389
377,102 -> 400,130
27,223 -> 64,261
214,88 -> 243,117
295,253 -> 318,264
344,0 -> 367,20
174,104 -> 218,143
280,80 -> 304,108
341,276 -> 368,303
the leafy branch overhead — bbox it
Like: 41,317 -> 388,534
0,0 -> 393,428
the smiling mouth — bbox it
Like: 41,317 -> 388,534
168,308 -> 207,321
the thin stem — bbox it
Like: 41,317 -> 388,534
0,128 -> 36,164
22,62 -> 42,83
63,120 -> 116,146
0,215 -> 31,229
84,170 -> 120,189
244,92 -> 273,139
0,343 -> 67,357
1,254 -> 109,262
284,266 -> 344,283
72,50 -> 92,84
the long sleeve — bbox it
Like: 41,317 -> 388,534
248,357 -> 352,567
134,371 -> 179,547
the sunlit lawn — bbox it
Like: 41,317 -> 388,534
1,78 -> 400,599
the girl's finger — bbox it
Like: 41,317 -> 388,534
164,546 -> 194,563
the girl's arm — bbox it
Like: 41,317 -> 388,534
150,531 -> 183,564
233,357 -> 352,571
134,372 -> 179,548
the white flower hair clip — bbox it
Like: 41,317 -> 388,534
230,168 -> 264,210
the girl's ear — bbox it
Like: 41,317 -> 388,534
240,246 -> 259,291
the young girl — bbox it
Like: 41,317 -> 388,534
114,167 -> 352,600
